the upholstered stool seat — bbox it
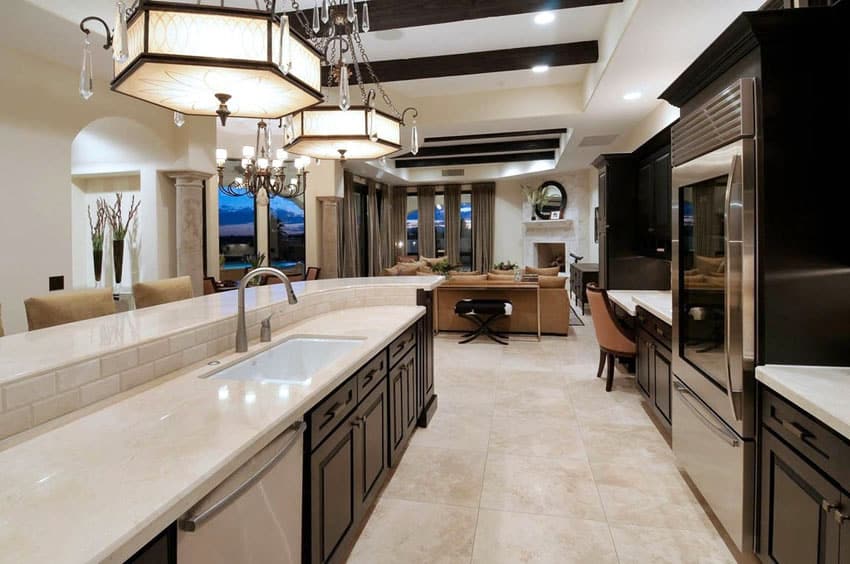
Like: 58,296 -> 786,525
24,288 -> 116,331
454,299 -> 512,345
133,276 -> 194,309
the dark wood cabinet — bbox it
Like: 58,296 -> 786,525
417,289 -> 437,428
758,388 -> 850,564
124,524 -> 176,564
636,149 -> 672,260
635,307 -> 672,431
569,262 -> 599,315
309,410 -> 359,564
353,382 -> 389,520
389,348 -> 416,468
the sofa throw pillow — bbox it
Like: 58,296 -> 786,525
397,255 -> 418,263
382,265 -> 401,276
487,273 -> 517,283
538,275 -> 567,288
396,262 -> 422,275
445,274 -> 488,284
419,256 -> 444,267
694,255 -> 724,276
525,266 -> 560,276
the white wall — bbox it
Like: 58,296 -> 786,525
587,168 -> 600,263
493,182 -> 525,266
0,45 -> 215,334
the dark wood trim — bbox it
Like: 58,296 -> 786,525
394,151 -> 555,168
394,139 -> 559,159
425,129 -> 567,143
292,0 -> 621,33
321,42 -> 598,83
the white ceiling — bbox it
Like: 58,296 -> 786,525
17,0 -> 766,182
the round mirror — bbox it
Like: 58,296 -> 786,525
534,181 -> 567,220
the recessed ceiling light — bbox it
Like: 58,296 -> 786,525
623,91 -> 642,101
534,12 -> 555,25
532,65 -> 550,74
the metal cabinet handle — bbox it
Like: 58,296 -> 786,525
179,421 -> 305,532
822,500 -> 838,513
350,416 -> 365,428
835,510 -> 850,524
361,369 -> 376,385
781,419 -> 810,440
674,382 -> 740,447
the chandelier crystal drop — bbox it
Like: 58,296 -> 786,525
78,1 -> 323,123
216,120 -> 308,200
79,37 -> 94,100
283,0 -> 420,161
173,111 -> 185,128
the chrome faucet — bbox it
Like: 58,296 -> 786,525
235,267 -> 298,353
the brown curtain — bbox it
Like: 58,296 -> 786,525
379,185 -> 394,269
341,171 -> 360,277
472,182 -> 495,273
444,185 -> 461,266
391,187 -> 407,262
417,186 -> 436,258
367,179 -> 383,276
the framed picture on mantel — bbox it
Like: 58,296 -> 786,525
550,211 -> 561,220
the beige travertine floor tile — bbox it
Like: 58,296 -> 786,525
411,409 -> 492,452
347,497 -> 477,564
488,414 -> 586,459
471,509 -> 618,564
437,383 -> 497,416
596,479 -> 714,531
498,369 -> 569,390
382,444 -> 486,507
480,452 -> 606,521
493,385 -> 575,419
610,523 -> 735,563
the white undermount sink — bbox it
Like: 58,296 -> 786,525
208,336 -> 364,385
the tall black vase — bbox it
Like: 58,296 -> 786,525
93,249 -> 103,284
113,239 -> 125,285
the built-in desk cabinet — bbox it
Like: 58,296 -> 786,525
758,388 -> 850,564
635,306 -> 672,431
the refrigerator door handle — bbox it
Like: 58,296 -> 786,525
724,154 -> 744,422
674,381 -> 740,447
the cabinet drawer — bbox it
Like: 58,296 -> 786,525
762,388 -> 850,488
355,351 -> 388,403
636,307 -> 671,348
388,326 -> 416,368
309,378 -> 358,451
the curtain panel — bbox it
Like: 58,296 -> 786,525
341,171 -> 360,278
444,185 -> 461,266
471,182 -> 495,273
366,180 -> 383,276
379,185 -> 394,269
417,186 -> 436,258
391,187 -> 407,262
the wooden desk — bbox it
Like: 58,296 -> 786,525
434,282 -> 541,341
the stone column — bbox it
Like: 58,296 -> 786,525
318,196 -> 343,279
168,171 -> 213,297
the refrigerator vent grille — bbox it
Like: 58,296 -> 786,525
672,78 -> 755,167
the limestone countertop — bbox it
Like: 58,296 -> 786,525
756,365 -> 850,441
606,290 -> 672,325
0,276 -> 443,386
0,305 -> 425,564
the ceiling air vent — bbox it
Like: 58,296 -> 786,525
441,169 -> 465,177
578,134 -> 618,147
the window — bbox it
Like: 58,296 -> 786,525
405,194 -> 418,256
218,160 -> 256,275
460,192 -> 472,269
268,195 -> 305,273
434,194 -> 446,257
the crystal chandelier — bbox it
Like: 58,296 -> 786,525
282,0 -> 420,160
78,1 -> 324,125
216,120 -> 310,200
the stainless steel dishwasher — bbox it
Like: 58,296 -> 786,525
177,421 -> 304,564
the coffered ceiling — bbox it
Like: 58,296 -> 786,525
17,0 -> 765,183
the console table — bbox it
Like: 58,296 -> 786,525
569,262 -> 599,314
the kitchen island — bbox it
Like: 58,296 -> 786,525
0,277 -> 442,564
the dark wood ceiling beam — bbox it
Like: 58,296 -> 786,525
425,128 -> 567,143
321,41 -> 597,83
395,139 -> 559,159
351,0 -> 622,32
395,151 -> 556,169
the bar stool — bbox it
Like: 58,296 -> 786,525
133,276 -> 194,309
454,299 -> 512,345
24,288 -> 116,331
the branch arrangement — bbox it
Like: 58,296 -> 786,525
103,193 -> 141,241
521,184 -> 543,206
88,202 -> 107,251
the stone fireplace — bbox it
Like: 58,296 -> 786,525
534,242 -> 567,272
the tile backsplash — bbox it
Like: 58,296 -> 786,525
0,287 -> 418,441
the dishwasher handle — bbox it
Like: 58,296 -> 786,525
179,421 -> 305,532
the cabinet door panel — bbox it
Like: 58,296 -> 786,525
653,152 -> 672,259
389,358 -> 407,467
636,332 -> 650,397
637,162 -> 654,256
653,345 -> 672,423
310,421 -> 357,564
354,381 -> 388,519
759,428 -> 841,564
